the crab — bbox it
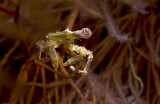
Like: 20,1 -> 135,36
36,28 -> 93,75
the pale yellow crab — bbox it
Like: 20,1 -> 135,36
36,28 -> 93,75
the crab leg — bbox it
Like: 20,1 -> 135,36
49,47 -> 59,69
64,44 -> 93,74
36,40 -> 46,59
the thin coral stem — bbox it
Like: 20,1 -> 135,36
66,8 -> 79,30
26,66 -> 40,104
0,40 -> 20,68
0,5 -> 15,15
113,71 -> 128,104
41,66 -> 48,104
129,45 -> 144,96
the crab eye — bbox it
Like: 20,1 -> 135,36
73,28 -> 92,39
81,28 -> 92,38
